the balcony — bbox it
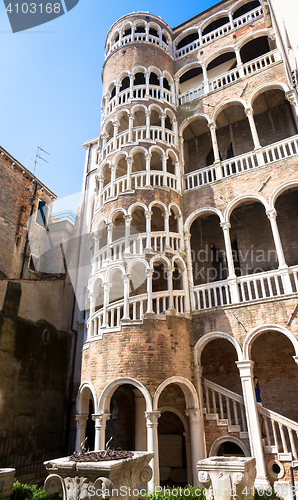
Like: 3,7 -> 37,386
86,289 -> 187,338
178,49 -> 280,105
175,5 -> 263,59
193,265 -> 298,311
184,134 -> 298,191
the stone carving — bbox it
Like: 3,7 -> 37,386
44,452 -> 154,500
0,469 -> 15,500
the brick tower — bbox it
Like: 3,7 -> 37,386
76,0 -> 298,492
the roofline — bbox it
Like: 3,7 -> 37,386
0,145 -> 56,198
172,0 -> 230,31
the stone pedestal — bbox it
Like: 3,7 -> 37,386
44,452 -> 154,500
0,469 -> 15,500
197,457 -> 256,500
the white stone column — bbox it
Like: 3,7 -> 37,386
160,112 -> 166,141
185,232 -> 195,310
209,122 -> 222,179
145,25 -> 149,42
168,266 -> 174,310
220,221 -> 240,303
159,75 -> 164,99
145,269 -> 154,314
133,390 -> 147,451
106,222 -> 113,261
198,26 -> 203,45
115,82 -> 121,100
126,156 -> 132,190
75,414 -> 88,452
131,24 -> 135,41
145,153 -> 151,187
235,46 -> 244,77
145,111 -> 151,139
266,209 -> 292,294
145,210 -> 152,251
102,281 -> 110,328
173,118 -> 178,146
164,210 -> 170,248
237,361 -> 270,487
183,431 -> 193,485
113,120 -> 119,150
122,274 -> 130,320
245,107 -> 264,166
145,71 -> 150,97
159,30 -> 162,46
186,408 -> 206,485
110,165 -> 116,198
145,411 -> 161,490
93,413 -> 111,451
124,215 -> 132,254
128,112 -> 134,142
88,292 -> 95,339
129,75 -> 134,99
162,154 -> 168,187
228,10 -> 234,28
202,63 -> 209,94
182,269 -> 191,313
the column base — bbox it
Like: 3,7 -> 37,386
254,476 -> 271,488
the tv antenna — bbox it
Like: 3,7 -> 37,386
31,146 -> 50,176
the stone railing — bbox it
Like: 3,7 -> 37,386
209,67 -> 240,92
99,170 -> 178,206
102,125 -> 176,159
202,378 -> 248,434
193,265 -> 298,311
184,134 -> 298,191
92,231 -> 182,272
193,280 -> 231,310
258,405 -> 298,460
175,6 -> 263,58
106,32 -> 170,59
178,49 -> 279,104
104,85 -> 174,117
87,289 -> 186,337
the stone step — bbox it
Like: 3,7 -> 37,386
228,424 -> 241,433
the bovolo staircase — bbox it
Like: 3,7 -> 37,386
202,378 -> 298,462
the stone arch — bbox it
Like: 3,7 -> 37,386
269,180 -> 298,210
150,254 -> 171,269
153,376 -> 199,411
105,264 -> 126,282
209,436 -> 250,457
194,332 -> 243,367
175,62 -> 203,80
128,202 -> 148,216
231,0 -> 261,16
149,199 -> 168,212
248,82 -> 291,108
200,10 -> 230,34
108,207 -> 127,223
127,258 -> 148,275
184,207 -> 224,233
179,113 -> 211,137
77,381 -> 97,414
212,98 -> 247,123
237,28 -> 272,50
224,194 -> 269,222
174,27 -> 199,46
132,65 -> 147,76
243,324 -> 298,360
159,406 -> 189,432
116,70 -> 131,86
97,377 -> 152,413
148,65 -> 162,78
204,46 -> 236,68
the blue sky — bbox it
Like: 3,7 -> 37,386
0,0 -> 216,212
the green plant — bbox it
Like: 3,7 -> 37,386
12,481 -> 60,500
144,485 -> 206,500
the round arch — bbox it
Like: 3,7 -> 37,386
173,27 -> 199,47
150,254 -> 171,268
237,28 -> 271,50
97,377 -> 152,413
128,202 -> 148,216
153,376 -> 199,411
248,82 -> 290,108
212,98 -> 247,123
194,332 -> 243,367
127,258 -> 149,274
209,435 -> 250,457
159,406 -> 189,432
105,264 -> 126,282
200,10 -> 230,32
179,113 -> 211,137
175,62 -> 203,80
148,199 -> 168,212
184,207 -> 224,233
224,194 -> 269,222
77,381 -> 97,414
243,324 -> 298,360
269,180 -> 298,210
204,46 -> 236,68
108,207 -> 127,223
